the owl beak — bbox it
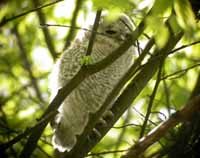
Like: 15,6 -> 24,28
120,33 -> 132,41
120,34 -> 126,41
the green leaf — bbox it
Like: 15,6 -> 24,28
174,0 -> 197,36
92,0 -> 135,12
81,55 -> 93,65
152,0 -> 173,15
155,23 -> 169,48
146,16 -> 169,48
168,14 -> 181,34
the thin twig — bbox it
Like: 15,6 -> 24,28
87,149 -> 129,157
40,24 -> 92,32
86,10 -> 102,56
13,25 -> 44,105
0,0 -> 64,27
139,60 -> 163,138
163,77 -> 171,114
132,107 -> 158,127
32,0 -> 57,60
0,83 -> 31,106
168,40 -> 200,55
0,111 -> 57,151
63,0 -> 83,50
190,73 -> 200,99
162,63 -> 200,80
138,39 -> 200,70
40,23 -> 113,38
122,96 -> 200,158
112,123 -> 141,129
114,109 -> 132,158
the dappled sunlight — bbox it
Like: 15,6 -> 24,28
18,107 -> 36,119
0,0 -> 200,158
31,46 -> 54,72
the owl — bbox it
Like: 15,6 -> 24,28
49,13 -> 135,153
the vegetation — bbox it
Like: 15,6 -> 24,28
0,0 -> 200,158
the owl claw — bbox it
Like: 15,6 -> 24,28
88,128 -> 101,141
103,110 -> 114,122
96,118 -> 107,128
93,128 -> 101,138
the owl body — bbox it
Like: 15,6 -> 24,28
50,14 -> 135,152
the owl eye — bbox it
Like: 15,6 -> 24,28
105,30 -> 117,35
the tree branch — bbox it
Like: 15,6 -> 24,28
0,0 -> 64,27
13,25 -> 44,105
0,83 -> 31,106
163,77 -> 171,114
190,73 -> 200,98
168,40 -> 200,55
87,149 -> 128,157
0,111 -> 57,151
114,109 -> 132,157
32,0 -> 57,60
139,60 -> 163,138
85,10 -> 102,56
122,95 -> 200,158
162,63 -> 200,80
63,0 -> 83,50
40,24 -> 108,37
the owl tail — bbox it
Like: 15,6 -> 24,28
51,113 -> 77,153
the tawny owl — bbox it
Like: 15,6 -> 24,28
49,13 -> 135,152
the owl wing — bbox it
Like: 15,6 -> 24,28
49,39 -> 88,152
49,39 -> 86,100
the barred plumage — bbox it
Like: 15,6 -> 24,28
49,13 -> 135,152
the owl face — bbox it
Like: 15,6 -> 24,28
83,14 -> 134,58
98,14 -> 134,42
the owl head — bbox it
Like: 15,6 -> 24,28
97,13 -> 134,42
83,13 -> 134,44
82,13 -> 135,58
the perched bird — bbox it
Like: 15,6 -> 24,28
49,13 -> 135,153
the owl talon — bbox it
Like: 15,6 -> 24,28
96,118 -> 107,128
88,128 -> 101,141
103,110 -> 114,122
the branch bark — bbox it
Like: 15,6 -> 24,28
122,95 -> 200,158
63,0 -> 83,50
0,0 -> 64,27
13,25 -> 44,104
85,10 -> 102,56
32,0 -> 57,60
139,60 -> 163,138
190,73 -> 200,98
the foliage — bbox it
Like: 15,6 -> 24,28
0,0 -> 200,158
